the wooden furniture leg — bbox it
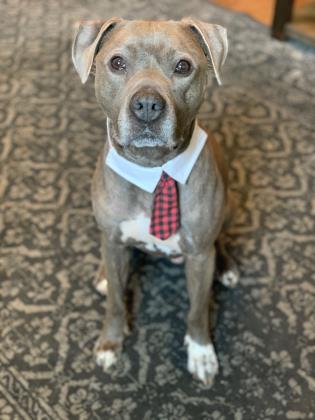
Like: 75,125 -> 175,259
271,0 -> 295,39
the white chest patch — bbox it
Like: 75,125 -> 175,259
119,212 -> 181,256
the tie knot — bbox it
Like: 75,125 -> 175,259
161,171 -> 171,181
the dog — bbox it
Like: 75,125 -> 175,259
72,17 -> 239,385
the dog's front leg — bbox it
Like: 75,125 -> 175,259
94,232 -> 130,371
184,246 -> 219,385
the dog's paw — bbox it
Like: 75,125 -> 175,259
184,335 -> 219,385
94,337 -> 121,371
219,269 -> 239,288
95,277 -> 108,296
96,349 -> 117,370
94,263 -> 108,296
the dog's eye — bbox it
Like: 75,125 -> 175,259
174,59 -> 191,75
110,56 -> 126,72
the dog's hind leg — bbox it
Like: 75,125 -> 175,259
215,190 -> 239,288
94,262 -> 108,296
215,236 -> 239,288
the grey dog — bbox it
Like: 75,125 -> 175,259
72,17 -> 238,385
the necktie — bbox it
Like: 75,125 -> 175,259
149,172 -> 180,240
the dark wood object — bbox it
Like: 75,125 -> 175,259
271,0 -> 295,39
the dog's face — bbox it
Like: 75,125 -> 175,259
72,18 -> 228,166
95,21 -> 207,164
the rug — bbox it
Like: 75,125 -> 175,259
0,0 -> 315,419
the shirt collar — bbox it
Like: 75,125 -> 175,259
105,119 -> 208,193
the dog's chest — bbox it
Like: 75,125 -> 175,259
119,212 -> 181,256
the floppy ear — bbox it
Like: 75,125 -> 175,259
182,17 -> 228,85
72,17 -> 122,83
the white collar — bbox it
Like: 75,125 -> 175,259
105,119 -> 208,193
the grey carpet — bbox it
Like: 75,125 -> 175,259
1,0 -> 315,419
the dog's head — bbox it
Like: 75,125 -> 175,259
72,18 -> 228,166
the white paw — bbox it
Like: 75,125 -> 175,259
185,335 -> 219,385
95,278 -> 108,295
96,349 -> 117,370
219,270 -> 239,288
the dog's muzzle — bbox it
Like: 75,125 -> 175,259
127,87 -> 169,148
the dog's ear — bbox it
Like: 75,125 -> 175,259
72,17 -> 122,84
182,17 -> 228,85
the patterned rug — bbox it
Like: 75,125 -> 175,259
1,0 -> 315,419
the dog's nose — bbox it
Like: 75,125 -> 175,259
130,88 -> 165,122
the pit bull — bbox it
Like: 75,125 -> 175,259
72,17 -> 239,385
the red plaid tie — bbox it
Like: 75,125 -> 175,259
149,171 -> 180,240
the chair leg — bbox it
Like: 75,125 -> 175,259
271,0 -> 294,40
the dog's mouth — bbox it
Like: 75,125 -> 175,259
130,134 -> 167,148
108,115 -> 179,165
127,125 -> 168,149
